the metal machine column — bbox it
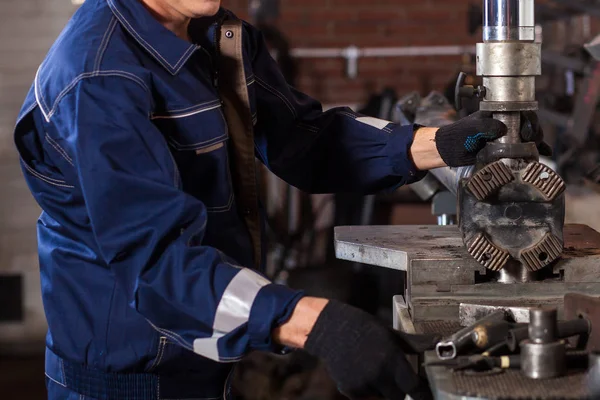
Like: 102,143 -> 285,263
457,0 -> 566,283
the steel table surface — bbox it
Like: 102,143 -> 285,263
334,224 -> 600,271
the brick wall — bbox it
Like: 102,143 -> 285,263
225,0 -> 473,106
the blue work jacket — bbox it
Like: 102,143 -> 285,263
14,0 -> 422,396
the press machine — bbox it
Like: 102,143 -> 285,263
335,1 -> 600,398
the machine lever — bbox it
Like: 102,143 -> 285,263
454,71 -> 486,111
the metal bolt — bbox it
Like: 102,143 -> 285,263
539,172 -> 550,180
225,30 -> 234,38
481,171 -> 493,181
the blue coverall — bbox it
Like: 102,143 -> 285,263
14,0 -> 424,398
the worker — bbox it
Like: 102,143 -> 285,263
14,0 -> 546,399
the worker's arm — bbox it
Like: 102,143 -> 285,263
248,24 -> 506,193
49,75 -> 303,363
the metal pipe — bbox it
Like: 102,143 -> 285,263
436,311 -> 506,360
430,166 -> 475,197
290,45 -> 476,59
484,0 -> 535,41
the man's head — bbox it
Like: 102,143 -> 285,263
142,0 -> 222,20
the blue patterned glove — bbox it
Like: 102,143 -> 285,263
435,111 -> 507,167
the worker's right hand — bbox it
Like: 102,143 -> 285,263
303,300 -> 439,400
434,110 -> 507,167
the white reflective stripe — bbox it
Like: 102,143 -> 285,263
193,269 -> 270,361
193,335 -> 223,362
356,116 -> 391,130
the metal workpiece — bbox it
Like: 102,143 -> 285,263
430,166 -> 474,197
563,293 -> 600,352
459,303 -> 532,326
520,308 -> 566,379
507,318 -> 591,352
520,340 -> 566,379
498,264 -> 537,283
436,311 -> 506,360
483,0 -> 535,42
528,309 -> 558,342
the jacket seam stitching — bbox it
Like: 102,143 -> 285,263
46,70 -> 151,121
338,111 -> 357,120
45,134 -> 74,166
167,133 -> 227,150
21,159 -> 74,188
147,336 -> 167,372
206,190 -> 234,213
44,373 -> 66,388
186,220 -> 208,247
146,319 -> 193,351
153,99 -> 220,115
254,76 -> 297,118
107,0 -> 196,74
94,16 -> 118,72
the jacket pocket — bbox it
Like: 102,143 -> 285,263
153,106 -> 234,212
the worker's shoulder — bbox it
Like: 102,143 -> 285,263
35,1 -> 150,120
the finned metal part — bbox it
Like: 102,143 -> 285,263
522,162 -> 566,201
467,233 -> 511,271
466,161 -> 514,201
520,232 -> 563,271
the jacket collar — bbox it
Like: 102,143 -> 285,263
107,0 -> 200,75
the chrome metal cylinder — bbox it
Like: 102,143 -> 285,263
484,0 -> 535,42
497,263 -> 536,283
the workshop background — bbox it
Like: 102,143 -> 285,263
2,0 -> 600,399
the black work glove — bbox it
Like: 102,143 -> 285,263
304,300 -> 440,400
434,110 -> 507,167
520,111 -> 552,157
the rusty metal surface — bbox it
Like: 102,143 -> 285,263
428,365 -> 589,400
520,232 -> 563,272
564,293 -> 600,353
422,335 -> 589,400
522,163 -> 566,201
467,233 -> 510,271
334,224 -> 600,272
459,304 -> 532,326
466,161 -> 514,201
415,321 -> 464,337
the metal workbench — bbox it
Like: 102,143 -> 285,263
335,224 -> 600,399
